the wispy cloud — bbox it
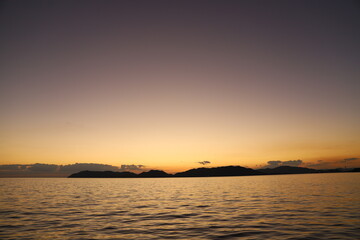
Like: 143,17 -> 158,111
305,157 -> 359,169
261,159 -> 303,169
342,157 -> 359,162
198,161 -> 211,165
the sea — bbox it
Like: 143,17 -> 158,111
0,173 -> 359,239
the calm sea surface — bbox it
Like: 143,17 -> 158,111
0,173 -> 359,239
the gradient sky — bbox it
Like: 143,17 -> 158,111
1,0 -> 359,173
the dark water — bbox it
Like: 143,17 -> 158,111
0,173 -> 359,239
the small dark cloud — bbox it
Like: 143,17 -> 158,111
0,165 -> 25,170
198,161 -> 211,165
262,160 -> 303,169
306,160 -> 332,169
306,158 -> 360,169
120,164 -> 144,171
282,160 -> 303,167
28,163 -> 59,172
265,161 -> 282,168
60,163 -> 119,173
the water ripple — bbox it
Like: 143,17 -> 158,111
0,173 -> 359,240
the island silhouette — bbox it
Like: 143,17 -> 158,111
67,165 -> 351,178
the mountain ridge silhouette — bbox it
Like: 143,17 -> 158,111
67,165 -> 336,178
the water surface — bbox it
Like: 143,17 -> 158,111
1,173 -> 359,239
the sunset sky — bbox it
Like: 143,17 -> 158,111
1,0 -> 359,174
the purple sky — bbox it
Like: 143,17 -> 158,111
1,0 -> 359,172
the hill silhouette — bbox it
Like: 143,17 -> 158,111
68,165 -> 263,178
68,165 -> 354,178
138,170 -> 172,177
174,166 -> 262,177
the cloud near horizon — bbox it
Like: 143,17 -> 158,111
342,157 -> 359,162
261,160 -> 303,169
0,163 -> 145,177
306,157 -> 359,169
119,164 -> 145,171
198,161 -> 211,165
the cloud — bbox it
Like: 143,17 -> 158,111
198,161 -> 211,165
0,165 -> 26,170
306,160 -> 332,169
119,164 -> 144,171
305,157 -> 360,169
343,157 -> 359,162
265,161 -> 282,168
262,160 -> 303,169
0,163 -> 145,177
281,160 -> 303,167
0,164 -> 61,177
60,163 -> 119,173
28,163 -> 59,172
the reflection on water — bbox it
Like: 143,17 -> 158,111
0,173 -> 359,239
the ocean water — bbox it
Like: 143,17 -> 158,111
0,173 -> 359,240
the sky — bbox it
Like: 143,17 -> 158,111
1,0 -> 359,175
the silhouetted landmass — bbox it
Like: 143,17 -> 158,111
318,168 -> 344,173
138,170 -> 173,177
68,165 -> 358,178
258,166 -> 318,175
174,166 -> 262,177
68,166 -> 262,178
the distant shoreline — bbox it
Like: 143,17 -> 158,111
68,165 -> 360,178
